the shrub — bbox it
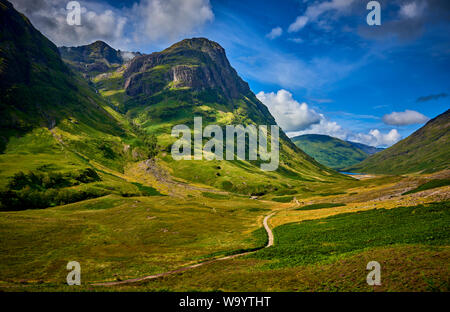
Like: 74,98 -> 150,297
0,168 -> 103,211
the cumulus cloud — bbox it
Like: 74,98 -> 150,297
266,27 -> 283,39
130,0 -> 214,42
10,0 -> 127,47
256,90 -> 321,132
259,89 -> 403,147
382,110 -> 429,126
9,0 -> 214,49
288,117 -> 349,140
289,116 -> 402,147
350,129 -> 401,147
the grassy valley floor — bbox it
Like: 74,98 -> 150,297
0,170 -> 449,291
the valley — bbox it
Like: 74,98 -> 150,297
0,0 -> 448,293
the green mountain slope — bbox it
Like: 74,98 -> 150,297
347,109 -> 450,174
0,0 -> 346,212
0,0 -> 159,210
291,134 -> 369,170
86,37 -> 345,194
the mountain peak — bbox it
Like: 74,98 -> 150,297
124,37 -> 249,99
165,37 -> 224,53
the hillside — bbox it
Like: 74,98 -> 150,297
87,37 -> 345,194
291,134 -> 371,170
0,0 -> 159,210
347,109 -> 450,174
347,141 -> 384,155
0,0 -> 345,212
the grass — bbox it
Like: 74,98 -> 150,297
131,182 -> 163,196
295,202 -> 345,211
403,179 -> 450,195
94,201 -> 450,292
317,191 -> 346,197
201,192 -> 230,200
272,196 -> 295,203
0,195 -> 273,289
252,201 -> 450,268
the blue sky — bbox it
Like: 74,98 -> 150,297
12,0 -> 450,147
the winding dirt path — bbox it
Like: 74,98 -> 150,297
92,211 -> 276,287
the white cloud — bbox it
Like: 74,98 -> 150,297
382,110 -> 429,126
288,117 -> 349,140
288,16 -> 308,32
9,0 -> 214,49
288,116 -> 402,147
256,90 -> 321,132
350,129 -> 401,147
130,0 -> 214,42
258,89 -> 402,147
266,27 -> 283,39
288,0 -> 356,33
10,0 -> 127,48
400,1 -> 426,19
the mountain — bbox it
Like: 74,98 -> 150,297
0,0 -> 348,212
59,41 -> 141,76
0,0 -> 158,210
78,37 -> 346,194
0,0 -> 124,150
347,109 -> 450,174
291,134 -> 371,170
347,141 -> 384,155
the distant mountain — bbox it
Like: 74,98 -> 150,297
347,109 -> 450,174
59,41 -> 141,76
291,134 -> 374,170
347,141 -> 384,155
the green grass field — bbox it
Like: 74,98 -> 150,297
0,194 -> 272,290
103,201 -> 450,292
252,202 -> 450,268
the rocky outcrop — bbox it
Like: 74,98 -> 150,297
123,38 -> 250,99
59,41 -> 141,74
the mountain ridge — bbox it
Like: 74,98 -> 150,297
291,134 -> 377,170
346,109 -> 450,174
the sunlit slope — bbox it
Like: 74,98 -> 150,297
347,109 -> 450,174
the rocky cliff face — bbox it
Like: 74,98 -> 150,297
59,40 -> 140,75
123,38 -> 250,99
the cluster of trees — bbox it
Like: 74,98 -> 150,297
0,168 -> 103,211
129,121 -> 159,159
